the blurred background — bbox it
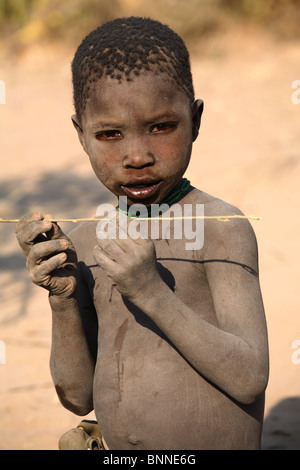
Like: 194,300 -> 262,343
1,0 -> 300,51
0,0 -> 299,449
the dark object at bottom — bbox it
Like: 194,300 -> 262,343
58,419 -> 105,450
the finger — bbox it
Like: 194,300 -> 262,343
43,215 -> 67,240
15,212 -> 43,238
93,245 -> 120,286
97,225 -> 144,256
30,252 -> 67,285
93,244 -> 119,268
95,237 -> 124,261
16,217 -> 53,257
96,217 -> 126,254
15,212 -> 43,230
93,247 -> 118,287
116,214 -> 150,247
26,239 -> 69,270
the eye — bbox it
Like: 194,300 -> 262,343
95,130 -> 122,141
150,122 -> 178,134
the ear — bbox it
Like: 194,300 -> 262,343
191,99 -> 204,142
71,114 -> 88,153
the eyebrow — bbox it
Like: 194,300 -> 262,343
91,121 -> 123,129
146,112 -> 179,123
91,111 -> 180,130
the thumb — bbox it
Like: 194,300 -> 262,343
44,214 -> 66,240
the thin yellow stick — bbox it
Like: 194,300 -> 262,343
0,215 -> 262,223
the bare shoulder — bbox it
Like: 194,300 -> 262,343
189,188 -> 259,270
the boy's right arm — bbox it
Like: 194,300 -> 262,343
16,212 -> 96,415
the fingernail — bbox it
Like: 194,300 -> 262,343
61,239 -> 68,247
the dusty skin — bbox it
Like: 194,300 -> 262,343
15,193 -> 268,449
1,28 -> 300,450
14,64 -> 269,449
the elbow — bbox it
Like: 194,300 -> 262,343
54,384 -> 94,416
61,399 -> 94,417
232,370 -> 269,406
229,350 -> 269,405
234,389 -> 265,406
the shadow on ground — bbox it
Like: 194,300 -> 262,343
0,168 -> 114,221
262,397 -> 300,450
0,168 -> 114,325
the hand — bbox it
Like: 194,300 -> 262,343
93,214 -> 161,303
16,212 -> 77,298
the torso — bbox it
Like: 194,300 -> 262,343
70,188 -> 264,450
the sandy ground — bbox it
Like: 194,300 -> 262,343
0,27 -> 299,450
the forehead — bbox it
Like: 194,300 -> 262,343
82,73 -> 190,123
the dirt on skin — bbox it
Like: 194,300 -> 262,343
0,27 -> 299,449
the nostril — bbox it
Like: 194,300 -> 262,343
125,160 -> 154,169
122,150 -> 155,169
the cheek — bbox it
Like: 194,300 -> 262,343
158,132 -> 192,169
87,147 -> 116,186
175,127 -> 193,162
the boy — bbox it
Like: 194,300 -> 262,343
16,17 -> 269,450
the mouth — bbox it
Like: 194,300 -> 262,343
120,180 -> 163,201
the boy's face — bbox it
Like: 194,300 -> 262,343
73,73 -> 202,206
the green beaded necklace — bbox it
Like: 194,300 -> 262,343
117,178 -> 191,218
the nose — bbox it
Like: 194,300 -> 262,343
122,137 -> 155,169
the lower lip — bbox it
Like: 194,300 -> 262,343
120,182 -> 162,200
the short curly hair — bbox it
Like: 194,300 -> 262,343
71,16 -> 195,122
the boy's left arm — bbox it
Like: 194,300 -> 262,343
94,215 -> 269,405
